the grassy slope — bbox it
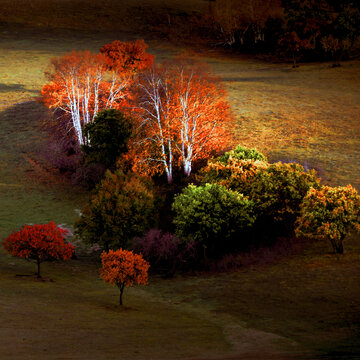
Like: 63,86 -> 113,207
0,2 -> 360,358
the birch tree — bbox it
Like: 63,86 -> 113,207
41,40 -> 154,146
131,58 -> 233,182
41,51 -> 129,145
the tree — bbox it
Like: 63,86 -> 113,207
82,109 -> 132,170
211,0 -> 283,47
172,183 -> 256,259
295,185 -> 360,254
281,0 -> 331,65
216,144 -> 268,163
100,39 -> 155,74
321,3 -> 360,66
41,40 -> 154,146
75,170 -> 155,251
2,222 -> 74,278
200,149 -> 321,236
100,249 -> 149,305
130,57 -> 233,183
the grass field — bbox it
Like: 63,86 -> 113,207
0,2 -> 360,358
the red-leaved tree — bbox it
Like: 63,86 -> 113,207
130,57 -> 233,183
2,222 -> 74,278
100,249 -> 149,305
41,40 -> 154,146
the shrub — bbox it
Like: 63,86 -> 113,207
100,249 -> 149,305
2,222 -> 74,278
201,156 -> 321,237
172,183 -> 256,259
82,109 -> 132,170
295,185 -> 360,254
132,229 -> 197,274
75,169 -> 155,251
216,145 -> 268,164
247,162 -> 322,230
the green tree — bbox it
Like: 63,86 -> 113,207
200,153 -> 321,235
82,109 -> 132,170
216,145 -> 267,164
172,183 -> 256,259
75,170 -> 155,250
295,185 -> 360,254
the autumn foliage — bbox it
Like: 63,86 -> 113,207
100,249 -> 149,305
40,40 -> 154,146
130,58 -> 233,182
100,39 -> 155,74
2,222 -> 74,278
296,185 -> 360,254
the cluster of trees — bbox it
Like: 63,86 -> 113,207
208,0 -> 360,66
76,142 -> 360,274
3,36 -> 359,308
41,40 -> 233,185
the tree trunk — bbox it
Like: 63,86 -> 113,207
119,283 -> 125,306
36,258 -> 41,278
330,236 -> 344,254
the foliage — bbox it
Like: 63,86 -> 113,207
82,109 -> 132,170
278,31 -> 310,67
200,157 -> 268,194
100,249 -> 149,305
295,185 -> 360,254
282,0 -> 360,65
132,229 -> 197,275
129,57 -> 233,183
172,183 -> 256,258
201,153 -> 321,236
210,0 -> 283,48
216,145 -> 268,164
100,39 -> 155,74
2,222 -> 74,277
41,40 -> 153,146
75,170 -> 155,251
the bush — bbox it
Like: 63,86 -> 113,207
132,229 -> 197,274
75,169 -> 155,251
295,185 -> 360,254
82,109 -> 132,170
216,145 -> 268,164
172,183 -> 256,259
246,162 -> 321,231
201,155 -> 321,237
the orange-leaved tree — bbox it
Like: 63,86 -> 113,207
130,57 -> 233,183
2,222 -> 74,278
100,249 -> 149,305
41,40 -> 154,146
100,39 -> 155,74
295,185 -> 360,254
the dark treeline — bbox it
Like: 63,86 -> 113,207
206,0 -> 360,65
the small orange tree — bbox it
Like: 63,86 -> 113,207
100,249 -> 149,305
2,222 -> 74,278
295,185 -> 360,254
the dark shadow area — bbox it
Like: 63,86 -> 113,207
0,83 -> 38,93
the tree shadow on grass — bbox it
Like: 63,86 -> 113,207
0,83 -> 39,93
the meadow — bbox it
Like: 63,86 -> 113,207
0,1 -> 360,358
